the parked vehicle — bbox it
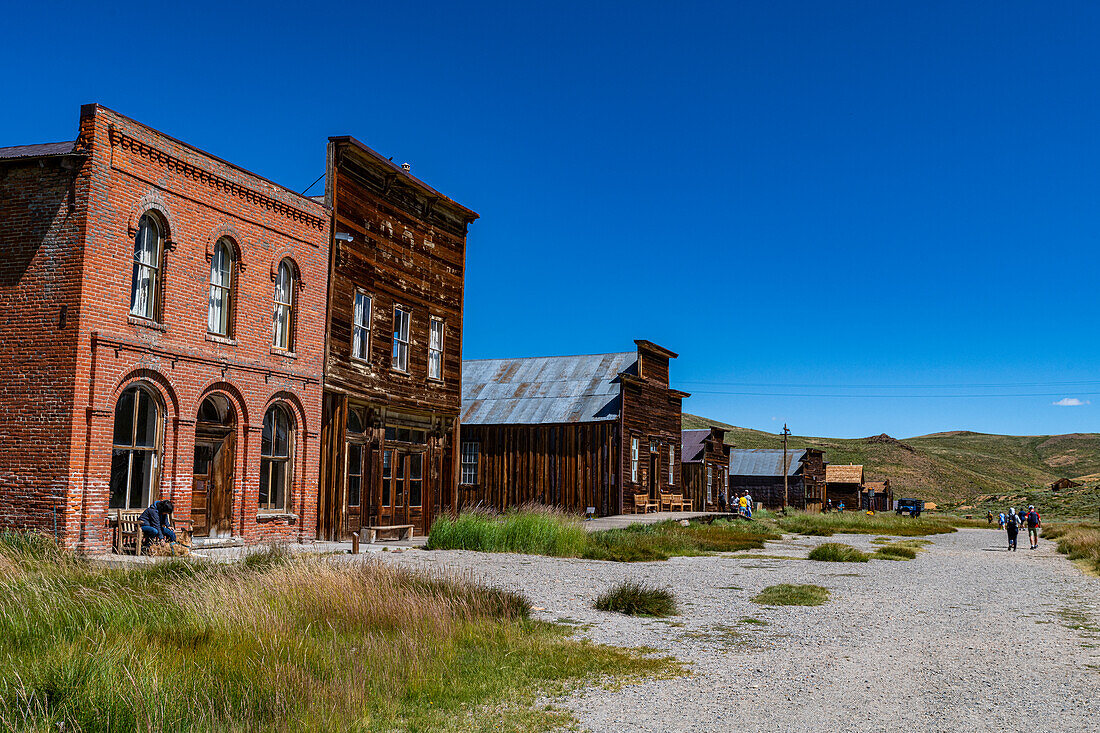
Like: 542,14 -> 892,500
896,498 -> 924,517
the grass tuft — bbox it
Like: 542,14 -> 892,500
1043,523 -> 1100,574
594,580 -> 677,617
775,511 -> 972,537
752,583 -> 830,606
807,543 -> 870,562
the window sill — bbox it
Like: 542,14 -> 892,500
257,512 -> 298,523
270,347 -> 297,359
128,315 -> 166,332
427,377 -> 445,385
390,367 -> 410,376
206,333 -> 237,346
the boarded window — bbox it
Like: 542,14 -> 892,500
352,292 -> 371,360
130,214 -> 161,320
428,318 -> 444,380
392,306 -> 410,371
208,238 -> 233,336
461,442 -> 479,485
259,404 -> 291,511
110,385 -> 160,510
273,260 -> 295,350
631,438 -> 639,483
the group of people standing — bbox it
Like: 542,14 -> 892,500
998,505 -> 1041,551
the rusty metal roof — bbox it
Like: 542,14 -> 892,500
462,352 -> 637,425
727,449 -> 807,477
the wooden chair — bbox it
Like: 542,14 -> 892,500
669,493 -> 688,512
114,511 -> 143,555
659,492 -> 673,511
632,493 -> 656,514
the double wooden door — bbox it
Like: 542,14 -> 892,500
380,448 -> 427,535
191,432 -> 235,538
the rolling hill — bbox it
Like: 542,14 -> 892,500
682,413 -> 1100,517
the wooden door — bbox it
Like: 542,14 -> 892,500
209,432 -> 235,537
649,454 -> 658,501
191,442 -> 214,537
343,442 -> 366,539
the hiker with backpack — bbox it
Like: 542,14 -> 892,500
1004,507 -> 1020,551
1026,505 -> 1041,549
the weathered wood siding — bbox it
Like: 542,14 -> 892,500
619,370 -> 685,510
318,139 -> 476,540
458,422 -> 617,515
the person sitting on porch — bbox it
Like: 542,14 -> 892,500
139,499 -> 176,549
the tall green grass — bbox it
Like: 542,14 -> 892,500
594,580 -> 676,617
426,507 -> 588,556
807,543 -> 869,562
1043,523 -> 1100,574
0,531 -> 674,732
775,511 -> 979,537
427,511 -> 778,562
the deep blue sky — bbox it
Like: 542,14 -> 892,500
3,1 -> 1098,438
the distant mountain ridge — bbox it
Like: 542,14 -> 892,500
682,413 -> 1100,512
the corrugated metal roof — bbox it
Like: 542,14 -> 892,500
681,429 -> 711,463
462,352 -> 637,425
0,141 -> 77,160
727,449 -> 806,477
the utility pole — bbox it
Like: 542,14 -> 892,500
782,424 -> 791,509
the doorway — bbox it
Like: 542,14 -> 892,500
192,394 -> 236,538
380,448 -> 428,535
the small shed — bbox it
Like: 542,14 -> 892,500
861,480 -> 892,511
1049,477 -> 1081,491
727,448 -> 825,510
825,464 -> 864,509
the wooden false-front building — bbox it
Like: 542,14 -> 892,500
825,464 -> 864,509
726,448 -> 827,510
459,341 -> 689,515
317,138 -> 478,540
681,428 -> 730,511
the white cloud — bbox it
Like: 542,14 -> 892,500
1053,397 -> 1090,407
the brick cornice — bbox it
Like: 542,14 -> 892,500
108,127 -> 326,231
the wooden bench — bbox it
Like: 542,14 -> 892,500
668,493 -> 689,512
365,524 -> 415,543
632,493 -> 658,514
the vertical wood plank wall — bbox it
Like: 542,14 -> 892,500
458,422 -> 617,515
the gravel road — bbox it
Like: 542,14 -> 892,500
376,528 -> 1100,732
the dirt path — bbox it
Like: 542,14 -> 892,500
378,528 -> 1100,732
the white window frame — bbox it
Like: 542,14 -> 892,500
352,291 -> 372,361
461,441 -> 479,485
669,446 -> 675,485
130,214 -> 162,320
631,438 -> 639,483
428,317 -> 444,381
392,306 -> 410,372
273,260 -> 295,351
208,238 -> 233,337
707,465 -> 714,503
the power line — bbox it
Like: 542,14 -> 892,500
687,389 -> 1100,398
679,378 -> 1100,389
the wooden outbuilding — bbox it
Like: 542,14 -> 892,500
1049,477 -> 1081,491
317,138 -> 479,540
459,341 -> 689,516
861,480 -> 893,511
825,464 -> 864,509
681,428 -> 730,511
726,448 -> 827,510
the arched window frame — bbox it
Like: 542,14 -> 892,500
110,383 -> 163,511
207,237 -> 236,337
272,258 -> 297,351
259,403 -> 294,512
130,213 -> 165,321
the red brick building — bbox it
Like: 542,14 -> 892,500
0,105 -> 329,552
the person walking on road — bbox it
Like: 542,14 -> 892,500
1005,508 -> 1020,551
998,512 -> 1006,529
1026,505 -> 1041,550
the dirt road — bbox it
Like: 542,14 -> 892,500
382,528 -> 1100,732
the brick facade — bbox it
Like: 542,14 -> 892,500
0,105 -> 329,552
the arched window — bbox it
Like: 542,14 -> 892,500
260,403 -> 292,511
130,214 -> 162,319
110,384 -> 161,509
272,260 -> 294,350
208,238 -> 234,336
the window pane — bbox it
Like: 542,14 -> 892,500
136,216 -> 159,267
348,473 -> 361,507
271,460 -> 286,510
409,478 -> 421,507
381,450 -> 392,505
133,389 -> 157,448
273,304 -> 289,348
131,264 -> 154,318
129,450 -> 156,509
259,460 -> 270,507
276,263 -> 292,304
347,410 -> 363,434
113,390 -> 135,445
110,450 -> 130,508
409,453 -> 422,480
212,242 -> 231,287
